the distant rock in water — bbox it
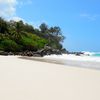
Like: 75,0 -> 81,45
69,52 -> 84,56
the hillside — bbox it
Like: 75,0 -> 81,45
0,17 -> 66,56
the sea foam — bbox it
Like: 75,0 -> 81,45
44,54 -> 100,63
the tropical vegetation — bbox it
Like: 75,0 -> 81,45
0,17 -> 65,53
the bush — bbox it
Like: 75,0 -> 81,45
20,33 -> 47,51
0,39 -> 20,52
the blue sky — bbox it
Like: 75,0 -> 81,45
0,0 -> 100,52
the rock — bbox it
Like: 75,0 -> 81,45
36,49 -> 46,57
0,51 -> 8,56
44,45 -> 52,50
16,51 -> 42,57
61,48 -> 69,54
26,51 -> 34,56
0,45 -> 63,57
33,54 -> 42,57
36,46 -> 62,56
68,51 -> 84,56
75,52 -> 84,56
8,52 -> 14,55
0,47 -> 62,57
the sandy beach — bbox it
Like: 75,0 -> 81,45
0,56 -> 100,100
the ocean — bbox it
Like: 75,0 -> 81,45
92,53 -> 100,57
84,52 -> 100,57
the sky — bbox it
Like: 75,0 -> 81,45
0,0 -> 100,52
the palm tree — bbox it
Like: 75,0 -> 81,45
0,17 -> 8,34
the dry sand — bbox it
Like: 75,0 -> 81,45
0,56 -> 100,100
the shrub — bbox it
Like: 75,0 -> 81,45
20,33 -> 47,51
0,39 -> 20,52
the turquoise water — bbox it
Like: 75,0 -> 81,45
91,53 -> 100,57
84,52 -> 100,57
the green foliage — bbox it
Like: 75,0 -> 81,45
0,39 -> 20,52
39,23 -> 48,33
0,17 -> 9,34
20,33 -> 47,51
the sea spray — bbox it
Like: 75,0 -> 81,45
44,53 -> 100,62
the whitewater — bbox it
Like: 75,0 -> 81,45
43,53 -> 100,70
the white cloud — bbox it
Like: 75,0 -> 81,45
80,13 -> 99,21
0,0 -> 17,4
11,16 -> 24,22
0,0 -> 33,24
0,0 -> 17,17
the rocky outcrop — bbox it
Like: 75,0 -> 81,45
0,46 -> 67,57
61,48 -> 69,54
69,52 -> 84,56
0,51 -> 9,56
36,46 -> 62,56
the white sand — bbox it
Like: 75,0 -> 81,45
0,56 -> 100,100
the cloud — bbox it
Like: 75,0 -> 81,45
80,13 -> 99,21
0,0 -> 17,18
0,0 -> 32,20
10,16 -> 25,22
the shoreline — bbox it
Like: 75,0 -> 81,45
19,55 -> 100,70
